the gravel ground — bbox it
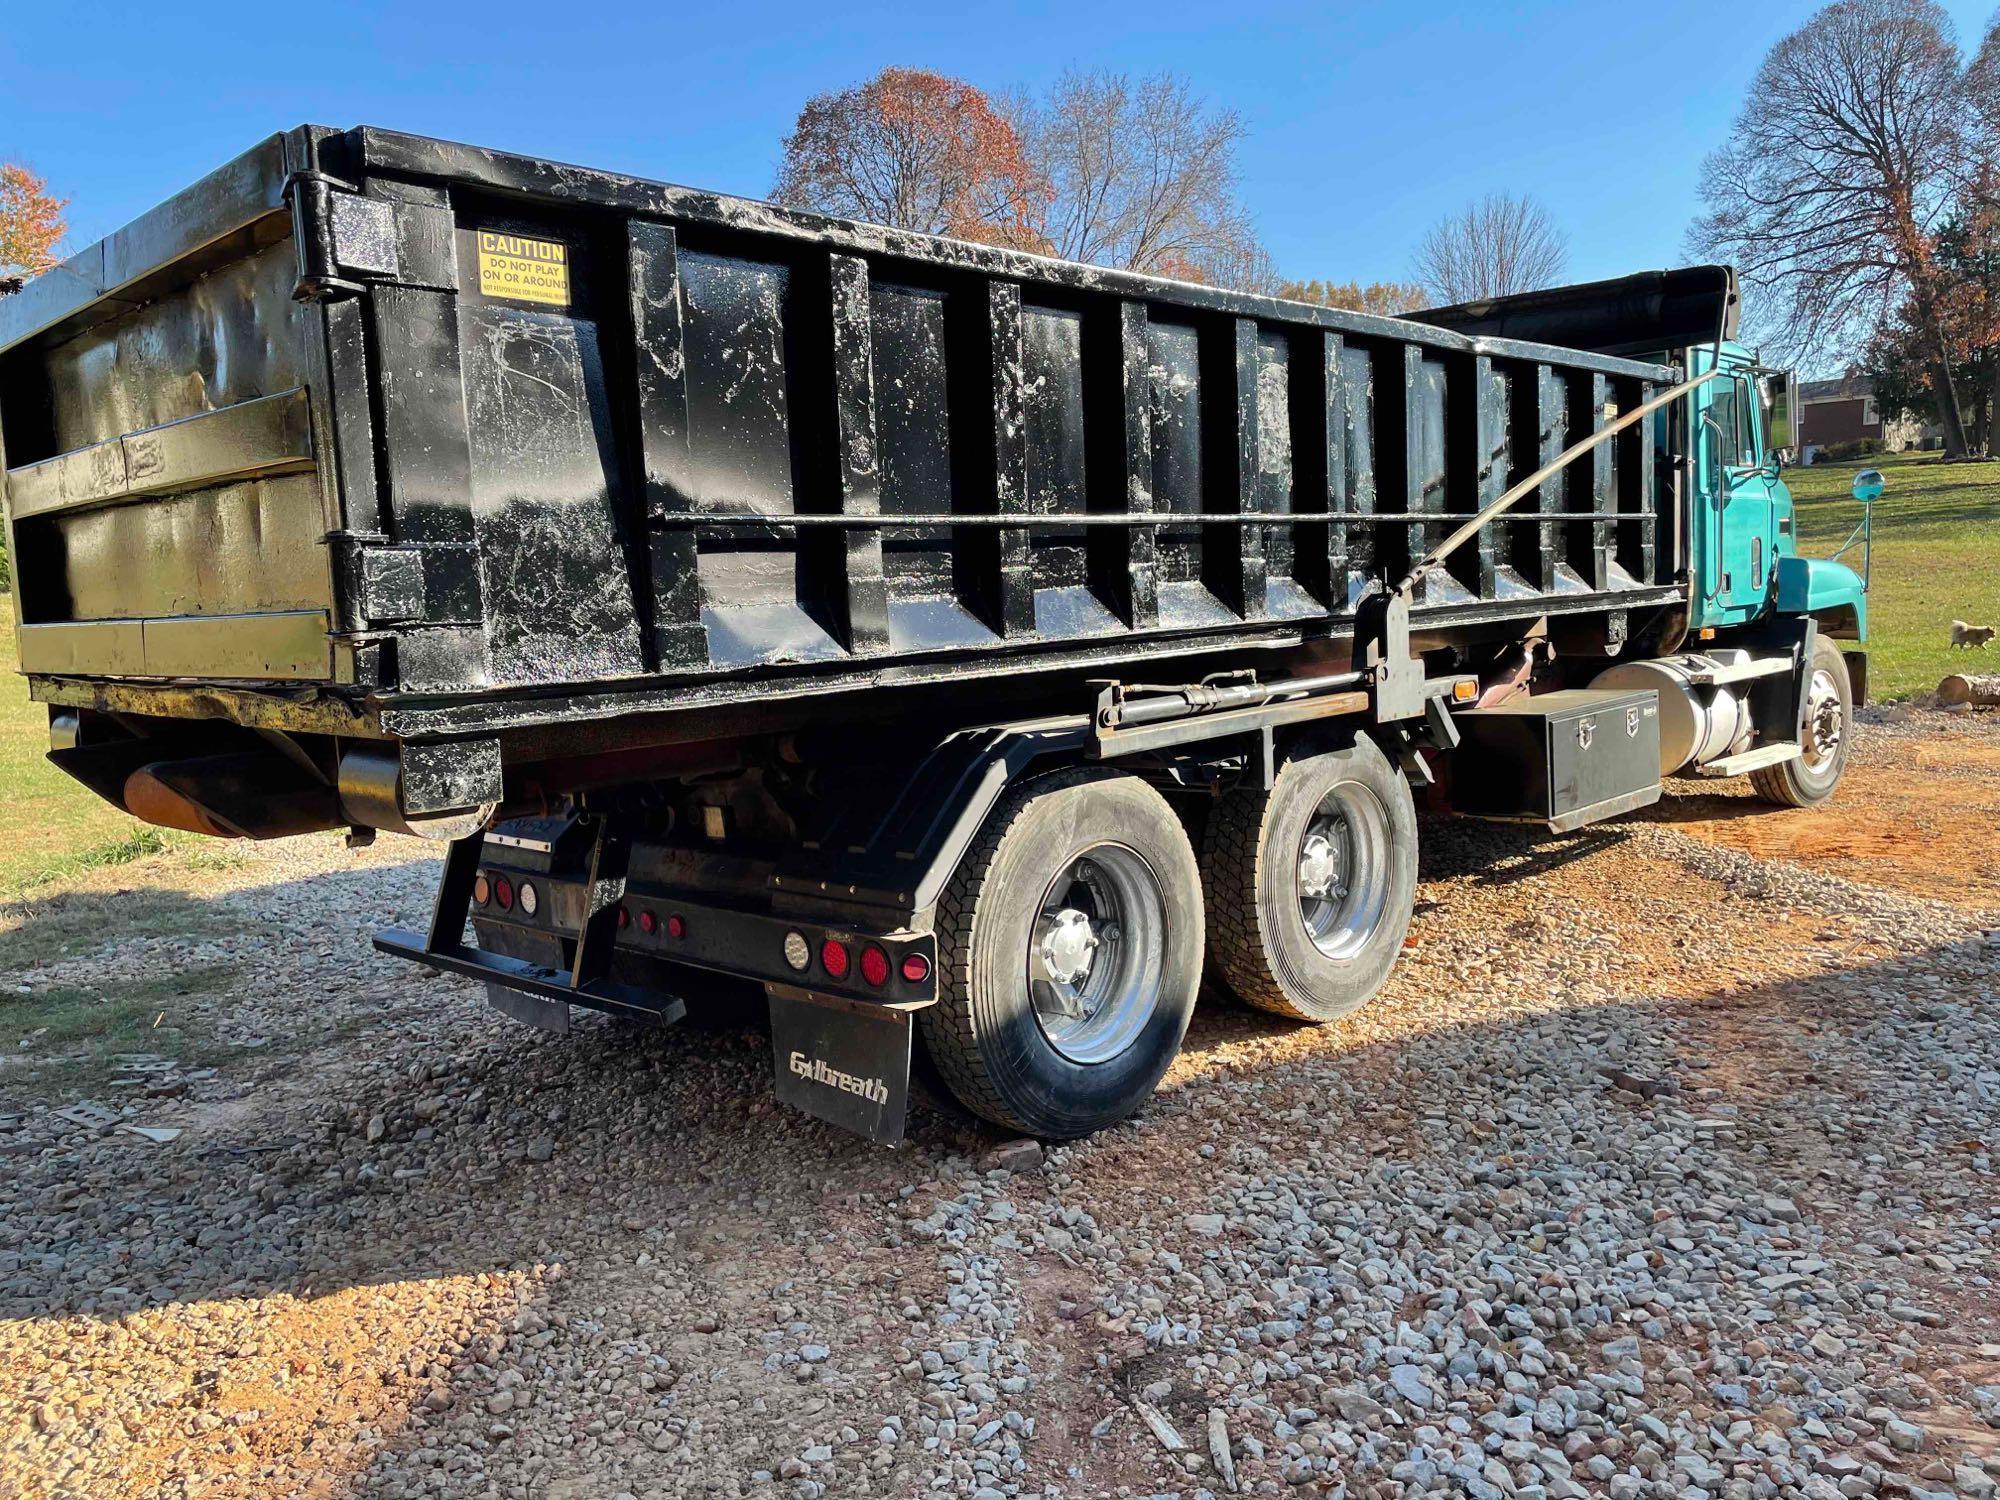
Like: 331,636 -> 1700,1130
1,709 -> 1996,1500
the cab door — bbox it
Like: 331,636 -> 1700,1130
1692,347 -> 1777,625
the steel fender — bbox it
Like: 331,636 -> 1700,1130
1775,556 -> 1866,639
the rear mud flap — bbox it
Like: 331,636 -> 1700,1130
766,986 -> 916,1145
486,982 -> 571,1033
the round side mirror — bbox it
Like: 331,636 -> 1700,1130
1851,469 -> 1885,504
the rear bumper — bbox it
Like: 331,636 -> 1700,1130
371,829 -> 935,1144
466,868 -> 939,1009
370,829 -> 937,1026
372,927 -> 685,1021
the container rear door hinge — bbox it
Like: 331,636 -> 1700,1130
288,171 -> 400,302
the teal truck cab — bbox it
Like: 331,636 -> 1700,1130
1689,342 -> 1868,643
1684,340 -> 1872,800
1422,271 -> 1872,809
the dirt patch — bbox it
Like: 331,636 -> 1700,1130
1650,722 -> 2000,912
0,1272 -> 533,1500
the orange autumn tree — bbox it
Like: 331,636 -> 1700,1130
0,162 -> 68,287
773,68 -> 1047,249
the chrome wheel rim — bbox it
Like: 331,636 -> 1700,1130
1801,667 -> 1844,772
1027,843 -> 1166,1065
1297,782 -> 1392,961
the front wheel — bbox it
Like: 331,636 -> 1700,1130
920,769 -> 1203,1138
1752,635 -> 1853,807
1201,734 -> 1418,1022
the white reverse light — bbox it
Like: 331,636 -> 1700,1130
782,930 -> 811,972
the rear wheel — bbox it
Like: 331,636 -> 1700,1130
920,769 -> 1203,1138
1751,635 -> 1853,807
1202,734 -> 1417,1022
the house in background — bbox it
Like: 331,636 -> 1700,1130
1797,373 -> 1939,462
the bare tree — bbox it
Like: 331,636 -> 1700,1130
1012,70 -> 1267,285
1279,278 -> 1429,316
1961,15 -> 2000,451
1689,0 -> 1974,456
1196,236 -> 1281,297
1970,12 -> 2000,139
772,68 -> 1045,248
1412,193 -> 1568,305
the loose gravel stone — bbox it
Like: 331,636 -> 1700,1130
0,709 -> 1995,1497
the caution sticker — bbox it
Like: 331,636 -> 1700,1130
476,231 -> 570,307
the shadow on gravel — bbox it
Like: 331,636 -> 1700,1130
1413,812 -> 1634,886
1636,790 -> 1778,826
2,802 -> 1991,1495
0,858 -> 453,1103
0,815 -> 1682,1324
0,849 -> 440,977
0,882 -> 232,973
5,862 -> 1981,1316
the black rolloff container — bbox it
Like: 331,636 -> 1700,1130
0,126 -> 1690,828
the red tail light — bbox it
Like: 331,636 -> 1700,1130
638,909 -> 657,935
901,952 -> 931,985
819,939 -> 850,979
858,944 -> 891,987
493,875 -> 514,911
666,914 -> 687,940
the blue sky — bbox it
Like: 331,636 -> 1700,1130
3,0 -> 1994,293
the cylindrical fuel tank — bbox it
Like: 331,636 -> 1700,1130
1589,655 -> 1749,775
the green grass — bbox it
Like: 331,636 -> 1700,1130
0,964 -> 239,1097
1786,450 -> 2000,701
0,619 -> 195,894
0,883 -> 229,972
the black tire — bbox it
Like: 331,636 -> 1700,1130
1201,733 -> 1417,1022
1751,635 -> 1854,808
919,769 -> 1203,1138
